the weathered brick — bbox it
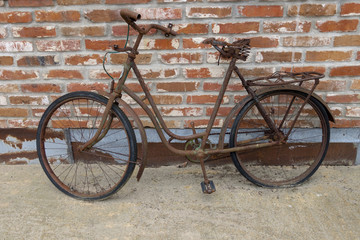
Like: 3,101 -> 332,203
44,70 -> 84,79
143,95 -> 183,105
85,9 -> 122,22
330,66 -> 360,77
110,53 -> 152,65
156,82 -> 199,92
89,69 -> 132,80
140,68 -> 178,79
158,0 -> 201,2
237,67 -> 275,77
263,21 -> 311,33
0,84 -> 19,93
187,95 -> 229,104
139,39 -> 180,50
186,7 -> 231,18
281,66 -> 326,74
255,51 -> 300,63
304,80 -> 346,92
36,40 -> 81,51
159,52 -> 202,64
12,26 -> 56,38
21,84 -> 61,93
248,37 -> 279,48
67,82 -> 108,92
283,36 -> 331,47
85,40 -> 126,51
35,10 -> 81,22
316,20 -> 358,32
184,67 -> 225,78
357,52 -> 360,61
9,0 -> 54,7
135,8 -> 182,20
346,107 -> 360,117
239,5 -> 283,17
61,26 -> 105,37
212,22 -> 259,34
183,37 -> 215,49
106,0 -> 150,3
65,54 -> 103,65
184,119 -> 222,128
341,3 -> 360,16
0,108 -> 28,117
206,107 -> 232,116
0,12 -> 32,23
326,94 -> 360,103
57,0 -> 101,5
160,107 -> 203,117
0,41 -> 33,52
334,35 -> 360,46
9,96 -> 49,105
203,82 -> 244,91
173,24 -> 208,35
306,51 -> 352,62
0,27 -> 6,38
17,56 -> 58,66
294,4 -> 336,16
0,56 -> 13,66
0,70 -> 39,80
350,79 -> 360,90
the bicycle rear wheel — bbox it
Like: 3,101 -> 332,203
229,90 -> 330,187
36,91 -> 137,200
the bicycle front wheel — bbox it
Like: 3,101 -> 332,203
36,91 -> 137,200
229,90 -> 330,187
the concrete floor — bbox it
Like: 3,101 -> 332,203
0,164 -> 359,240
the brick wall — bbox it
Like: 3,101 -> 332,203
0,0 -> 360,129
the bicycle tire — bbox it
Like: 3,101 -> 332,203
36,91 -> 137,200
229,89 -> 330,187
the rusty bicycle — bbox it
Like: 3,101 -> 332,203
36,9 -> 334,200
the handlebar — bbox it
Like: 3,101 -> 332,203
119,9 -> 177,37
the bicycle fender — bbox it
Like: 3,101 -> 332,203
116,99 -> 148,181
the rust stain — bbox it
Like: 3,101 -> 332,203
0,150 -> 38,164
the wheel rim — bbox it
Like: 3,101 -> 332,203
39,95 -> 134,199
231,91 -> 329,187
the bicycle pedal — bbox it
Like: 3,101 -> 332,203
201,180 -> 216,194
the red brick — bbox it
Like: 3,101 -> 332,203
159,0 -> 201,2
187,95 -> 229,104
0,84 -> 19,93
67,82 -> 108,92
263,21 -> 311,33
0,70 -> 39,80
203,82 -> 244,91
326,94 -> 360,103
8,120 -> 39,128
0,41 -> 33,52
65,54 -> 103,65
85,39 -> 126,51
21,84 -> 61,93
306,51 -> 352,62
89,69 -> 131,80
184,67 -> 225,78
12,26 -> 56,38
212,22 -> 259,34
341,3 -> 360,16
255,51 -> 300,63
239,5 -> 283,17
85,9 -> 122,22
283,36 -> 331,47
0,27 -> 6,38
346,107 -> 360,117
307,80 -> 346,92
281,66 -> 326,74
35,10 -> 81,22
184,119 -> 222,128
139,39 -> 180,50
350,79 -> 360,90
9,96 -> 49,105
206,107 -> 232,116
316,20 -> 358,32
332,119 -> 360,128
247,37 -> 279,48
159,52 -> 202,64
330,66 -> 360,77
0,12 -> 32,23
237,67 -> 275,77
57,0 -> 101,5
17,56 -> 58,66
135,8 -> 182,20
0,56 -> 13,66
140,69 -> 177,79
61,26 -> 105,37
9,0 -> 54,7
112,25 -> 156,36
334,35 -> 360,46
297,4 -> 336,16
36,40 -> 81,51
186,7 -> 231,18
156,82 -> 199,92
143,95 -> 183,105
173,24 -> 208,35
106,0 -> 150,3
110,53 -> 152,65
0,108 -> 28,117
183,38 -> 215,49
44,70 -> 84,79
